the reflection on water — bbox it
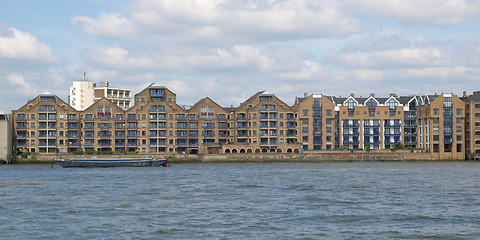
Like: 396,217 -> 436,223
1,162 -> 480,239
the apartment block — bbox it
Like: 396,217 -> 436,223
462,91 -> 480,159
10,86 -> 471,160
0,114 -> 12,163
417,93 -> 465,160
94,81 -> 131,110
69,77 -> 95,111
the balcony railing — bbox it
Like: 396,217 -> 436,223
16,116 -> 28,121
444,138 -> 454,144
237,133 -> 248,137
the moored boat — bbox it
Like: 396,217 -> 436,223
54,158 -> 168,168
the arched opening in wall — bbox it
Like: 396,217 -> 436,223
247,149 -> 253,153
240,149 -> 246,153
270,148 -> 275,153
255,149 -> 261,153
232,149 -> 238,153
287,148 -> 292,153
294,148 -> 300,153
225,149 -> 231,153
277,149 -> 282,153
262,149 -> 268,153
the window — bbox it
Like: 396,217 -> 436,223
302,136 -> 309,142
457,135 -> 462,141
433,109 -> 439,115
390,110 -> 396,117
433,135 -> 439,141
326,127 -> 332,133
456,109 -> 463,115
433,118 -> 439,124
326,118 -> 332,125
475,104 -> 480,109
326,136 -> 332,142
433,126 -> 439,133
302,127 -> 309,133
302,109 -> 309,116
386,98 -> 398,109
326,109 -> 332,116
302,118 -> 309,125
344,98 -> 357,109
369,111 -> 375,117
30,114 -> 35,119
348,111 -> 354,117
457,126 -> 462,133
457,118 -> 463,124
443,96 -> 452,108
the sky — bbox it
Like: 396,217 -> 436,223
1,0 -> 480,113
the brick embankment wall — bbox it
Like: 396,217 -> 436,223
11,150 -> 460,163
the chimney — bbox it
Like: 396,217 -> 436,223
463,91 -> 467,97
389,93 -> 396,97
304,93 -> 308,97
350,93 -> 355,97
370,93 -> 375,97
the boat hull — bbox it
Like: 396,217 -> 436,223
54,158 -> 168,168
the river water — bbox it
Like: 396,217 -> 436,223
1,162 -> 480,239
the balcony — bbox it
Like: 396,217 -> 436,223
188,116 -> 198,121
126,116 -> 137,121
444,121 -> 453,126
85,134 -> 94,138
343,132 -> 360,136
444,138 -> 454,144
84,125 -> 94,129
259,124 -> 269,128
313,105 -> 322,110
313,131 -> 322,136
384,140 -> 402,145
85,116 -> 95,121
127,125 -> 138,129
286,133 -> 297,136
158,142 -> 166,146
364,132 -> 380,136
99,142 -> 111,146
189,133 -> 198,137
176,125 -> 188,129
405,115 -> 417,119
237,125 -> 248,128
384,123 -> 402,127
219,133 -> 228,137
39,142 -> 47,146
38,134 -> 47,138
115,117 -> 124,121
204,125 -> 215,129
444,130 -> 453,135
384,132 -> 401,136
269,124 -> 278,128
84,142 -> 95,146
116,125 -> 125,129
67,125 -> 78,129
158,133 -> 167,137
286,116 -> 296,120
237,133 -> 248,137
175,116 -> 187,121
114,134 -> 125,138
16,134 -> 27,138
286,124 -> 296,128
343,123 -> 360,127
236,116 -> 247,120
68,134 -> 79,138
99,134 -> 111,138
38,125 -> 47,129
203,133 -> 215,137
177,142 -> 188,146
260,141 -> 269,145
313,113 -> 322,118
176,133 -> 188,137
127,134 -> 137,137
343,141 -> 360,145
218,116 -> 228,121
99,125 -> 111,129
313,122 -> 322,126
67,142 -> 78,146
127,142 -> 137,146
17,116 -> 29,121
67,116 -> 79,121
149,142 -> 157,146
189,142 -> 199,145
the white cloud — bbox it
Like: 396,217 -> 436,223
6,74 -> 34,93
70,13 -> 135,38
348,0 -> 480,26
330,47 -> 450,69
72,0 -> 365,44
0,28 -> 61,63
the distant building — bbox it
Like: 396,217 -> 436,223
69,74 -> 95,111
0,114 -> 13,163
462,91 -> 480,159
94,81 -> 131,110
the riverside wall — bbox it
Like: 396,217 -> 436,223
11,150 -> 452,164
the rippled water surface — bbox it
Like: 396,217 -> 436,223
1,162 -> 480,239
